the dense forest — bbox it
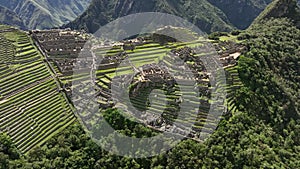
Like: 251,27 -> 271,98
1,17 -> 299,168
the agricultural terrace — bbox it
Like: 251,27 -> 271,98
31,29 -> 90,96
32,28 -> 245,141
88,35 -> 244,140
0,27 -> 75,153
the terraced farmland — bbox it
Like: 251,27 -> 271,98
0,28 -> 75,153
0,35 -> 15,63
31,28 -> 243,141
84,39 -> 224,140
224,66 -> 243,114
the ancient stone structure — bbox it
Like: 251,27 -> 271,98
31,29 -> 90,76
214,41 -> 247,67
31,29 -> 88,57
31,28 -> 246,141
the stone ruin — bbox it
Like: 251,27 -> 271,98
30,29 -> 90,76
214,41 -> 247,67
30,28 -> 246,140
94,44 -> 217,139
31,29 -> 88,57
129,64 -> 176,98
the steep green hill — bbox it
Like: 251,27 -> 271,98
0,5 -> 26,30
238,18 -> 299,124
65,0 -> 234,33
251,0 -> 300,28
0,0 -> 91,29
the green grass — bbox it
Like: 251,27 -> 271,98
218,35 -> 244,43
1,31 -> 22,42
0,24 -> 11,30
0,29 -> 75,154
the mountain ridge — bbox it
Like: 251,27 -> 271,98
65,0 -> 275,33
207,0 -> 272,29
0,0 -> 91,29
0,5 -> 26,30
64,0 -> 236,33
251,0 -> 300,28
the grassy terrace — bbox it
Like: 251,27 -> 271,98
31,32 -> 238,141
0,28 -> 75,153
93,40 -> 221,139
224,66 -> 243,114
0,35 -> 15,63
59,39 -> 206,86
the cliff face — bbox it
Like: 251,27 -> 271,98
251,0 -> 300,28
0,0 -> 91,29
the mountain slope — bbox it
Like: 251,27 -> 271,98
1,18 -> 300,168
251,0 -> 300,28
65,0 -> 234,33
237,18 -> 300,122
207,0 -> 272,29
0,5 -> 26,29
0,0 -> 91,29
66,0 -> 279,33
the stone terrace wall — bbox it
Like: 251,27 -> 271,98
31,29 -> 89,75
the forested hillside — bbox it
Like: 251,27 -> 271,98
66,0 -> 276,33
65,0 -> 235,33
0,0 -> 298,31
251,0 -> 300,28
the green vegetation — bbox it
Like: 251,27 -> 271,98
251,0 -> 300,28
66,0 -> 234,33
236,18 -> 299,124
0,28 -> 75,154
66,0 -> 278,33
94,39 -> 217,136
1,4 -> 300,167
208,31 -> 242,42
